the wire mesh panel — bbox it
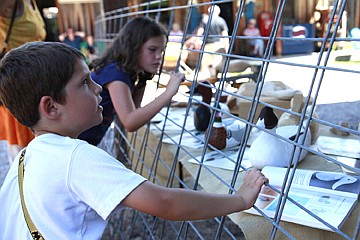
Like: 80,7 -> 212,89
94,0 -> 360,239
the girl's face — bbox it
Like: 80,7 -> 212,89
138,35 -> 166,74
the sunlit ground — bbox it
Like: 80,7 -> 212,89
265,46 -> 360,105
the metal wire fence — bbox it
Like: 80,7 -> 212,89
94,0 -> 360,239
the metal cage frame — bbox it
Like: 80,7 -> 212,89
94,1 -> 360,239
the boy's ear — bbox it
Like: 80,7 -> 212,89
39,96 -> 61,119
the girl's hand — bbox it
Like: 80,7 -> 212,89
166,72 -> 184,96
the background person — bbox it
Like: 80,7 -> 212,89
58,27 -> 85,50
80,35 -> 97,65
168,22 -> 184,43
0,0 -> 46,163
243,18 -> 264,57
195,5 -> 229,77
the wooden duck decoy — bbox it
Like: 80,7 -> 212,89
249,106 -> 311,169
193,81 -> 212,131
205,104 -> 227,150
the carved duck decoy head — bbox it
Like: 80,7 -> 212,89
194,81 -> 213,131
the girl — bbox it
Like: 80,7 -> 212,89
79,17 -> 184,146
243,18 -> 264,57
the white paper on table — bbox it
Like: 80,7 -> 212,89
188,147 -> 252,171
337,156 -> 360,175
151,108 -> 195,132
162,131 -> 205,148
316,136 -> 360,159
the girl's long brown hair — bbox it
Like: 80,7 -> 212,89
92,16 -> 167,83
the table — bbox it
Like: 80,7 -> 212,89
128,107 -> 360,239
180,152 -> 360,239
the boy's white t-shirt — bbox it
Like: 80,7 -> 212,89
0,133 -> 146,239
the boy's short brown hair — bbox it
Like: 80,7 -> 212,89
0,42 -> 85,128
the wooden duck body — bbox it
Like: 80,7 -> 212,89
194,81 -> 212,131
249,107 -> 311,169
194,106 -> 211,131
205,121 -> 227,150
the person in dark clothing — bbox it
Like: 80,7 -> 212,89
58,27 -> 85,50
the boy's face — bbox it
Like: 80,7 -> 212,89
138,35 -> 166,74
60,59 -> 103,137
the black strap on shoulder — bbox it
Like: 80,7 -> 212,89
1,0 -> 19,55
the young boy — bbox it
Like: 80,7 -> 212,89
0,42 -> 268,239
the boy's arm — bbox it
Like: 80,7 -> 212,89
122,169 -> 267,221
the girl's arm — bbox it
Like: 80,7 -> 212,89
122,169 -> 268,221
132,85 -> 146,108
108,72 -> 184,132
